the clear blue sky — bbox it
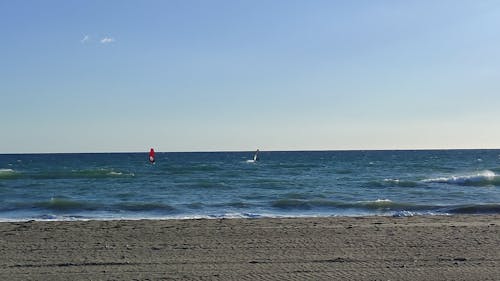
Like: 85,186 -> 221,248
1,0 -> 499,153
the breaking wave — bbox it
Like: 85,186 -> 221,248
15,198 -> 177,213
368,179 -> 421,188
271,198 -> 500,215
1,168 -> 135,180
34,197 -> 99,211
423,170 -> 500,187
444,204 -> 500,214
0,168 -> 17,179
271,198 -> 432,211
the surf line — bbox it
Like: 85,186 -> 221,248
149,148 -> 156,164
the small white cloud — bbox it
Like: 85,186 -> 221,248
100,37 -> 115,44
81,35 -> 90,43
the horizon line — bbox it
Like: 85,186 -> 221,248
2,147 -> 500,155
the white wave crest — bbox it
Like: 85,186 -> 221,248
423,170 -> 498,186
0,169 -> 16,178
0,168 -> 15,173
357,199 -> 393,204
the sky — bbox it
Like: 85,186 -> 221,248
1,0 -> 500,153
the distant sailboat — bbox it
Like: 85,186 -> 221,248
149,148 -> 155,164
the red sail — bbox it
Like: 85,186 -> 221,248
149,148 -> 155,163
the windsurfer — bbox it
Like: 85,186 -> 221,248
254,149 -> 260,162
149,148 -> 155,164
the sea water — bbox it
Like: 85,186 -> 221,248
1,150 -> 499,221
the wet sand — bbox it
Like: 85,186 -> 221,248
0,215 -> 499,280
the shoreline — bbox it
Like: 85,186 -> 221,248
1,215 -> 499,280
0,210 -> 498,223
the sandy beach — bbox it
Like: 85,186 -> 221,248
0,215 -> 498,280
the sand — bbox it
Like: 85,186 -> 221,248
0,215 -> 499,280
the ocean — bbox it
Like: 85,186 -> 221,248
1,150 -> 499,221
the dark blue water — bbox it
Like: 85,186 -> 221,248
1,150 -> 500,221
